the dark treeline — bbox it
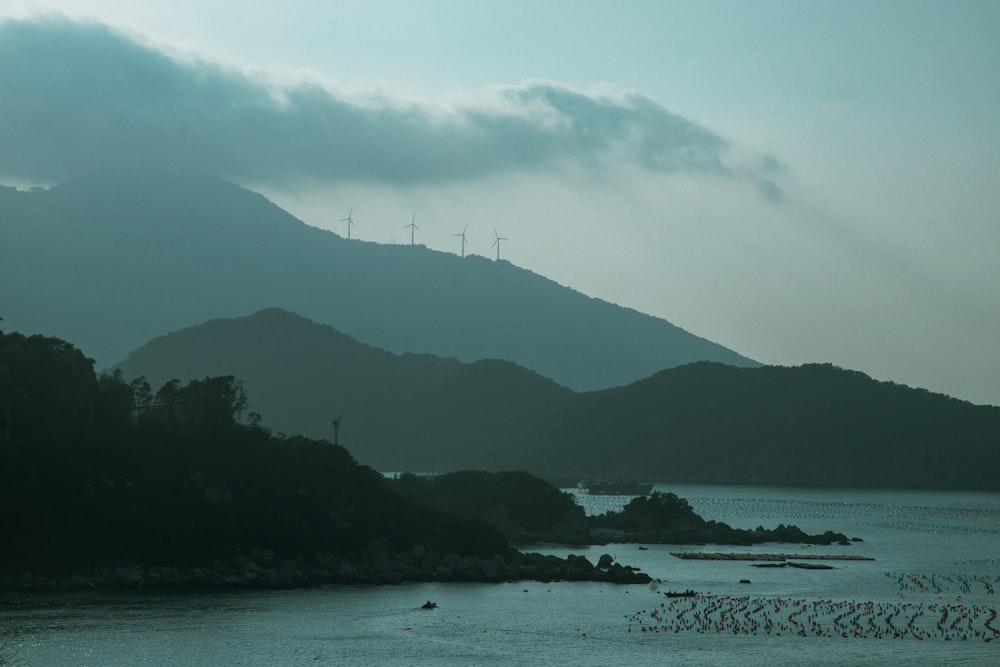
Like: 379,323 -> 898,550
0,329 -> 852,589
0,329 -> 509,576
389,470 -> 590,544
394,474 -> 849,547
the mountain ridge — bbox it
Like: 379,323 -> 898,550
114,308 -> 1000,490
0,167 -> 756,391
115,307 -> 574,471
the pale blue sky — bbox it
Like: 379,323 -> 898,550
3,1 -> 999,405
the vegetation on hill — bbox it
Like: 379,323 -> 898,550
115,309 -> 1000,490
516,362 -> 1000,489
0,326 -> 857,592
390,476 -> 850,547
389,470 -> 591,544
589,491 -> 849,546
0,329 -> 509,577
113,307 -> 574,473
1,329 -> 661,589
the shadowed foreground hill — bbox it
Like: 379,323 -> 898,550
115,309 -> 1000,490
0,329 -> 653,588
0,168 -> 756,392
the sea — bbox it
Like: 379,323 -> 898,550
3,484 -> 998,666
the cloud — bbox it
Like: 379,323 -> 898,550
0,17 -> 780,193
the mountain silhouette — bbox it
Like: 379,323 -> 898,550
115,309 -> 1000,489
0,167 -> 756,391
115,307 -> 572,472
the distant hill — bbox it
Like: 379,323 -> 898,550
509,362 -> 1000,489
116,309 -> 1000,490
0,168 -> 756,391
115,308 -> 574,472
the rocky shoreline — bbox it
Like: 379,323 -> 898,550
0,546 -> 650,593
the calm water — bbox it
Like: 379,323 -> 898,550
3,484 -> 998,666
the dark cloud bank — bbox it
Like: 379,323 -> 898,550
0,18 -> 780,194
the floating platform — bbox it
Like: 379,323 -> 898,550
670,552 -> 874,561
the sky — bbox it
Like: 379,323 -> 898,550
2,1 -> 998,406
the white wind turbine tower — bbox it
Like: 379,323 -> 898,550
453,225 -> 469,257
404,213 -> 420,245
339,209 -> 356,240
491,228 -> 508,260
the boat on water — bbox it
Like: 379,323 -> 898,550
577,480 -> 653,496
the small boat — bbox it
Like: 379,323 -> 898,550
577,480 -> 653,496
421,600 -> 438,610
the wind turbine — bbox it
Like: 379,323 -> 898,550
491,228 -> 508,260
331,410 -> 345,446
403,213 -> 419,245
453,225 -> 469,257
339,209 -> 356,240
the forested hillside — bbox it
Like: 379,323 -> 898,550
0,329 -> 506,576
114,310 -> 1000,490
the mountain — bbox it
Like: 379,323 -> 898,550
0,168 -> 756,392
115,308 -> 574,472
116,309 -> 1000,490
509,362 -> 1000,489
0,327 -> 653,586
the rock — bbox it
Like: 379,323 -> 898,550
597,554 -> 614,569
420,550 -> 441,571
480,558 -> 501,580
240,561 -> 261,580
335,562 -> 359,581
565,555 -> 594,577
457,555 -> 482,573
254,570 -> 275,587
115,565 -> 144,586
